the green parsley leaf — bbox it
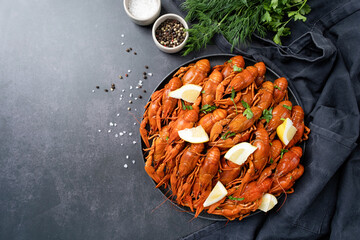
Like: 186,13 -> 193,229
260,107 -> 273,123
230,88 -> 238,114
200,104 -> 217,114
221,131 -> 236,140
243,108 -> 254,119
274,85 -> 281,90
280,118 -> 286,121
241,100 -> 250,109
231,88 -> 236,100
283,104 -> 292,110
233,65 -> 243,72
201,90 -> 206,94
181,100 -> 186,110
228,196 -> 244,201
270,158 -> 274,164
181,100 -> 193,110
165,136 -> 169,141
227,59 -> 233,63
280,149 -> 288,158
261,11 -> 272,23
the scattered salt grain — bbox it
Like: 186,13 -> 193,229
126,155 -> 129,159
121,34 -> 125,37
124,164 -> 128,168
132,160 -> 136,164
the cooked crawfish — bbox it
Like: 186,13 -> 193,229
201,69 -> 224,106
273,77 -> 288,103
226,106 -> 263,133
266,100 -> 292,134
174,59 -> 211,85
254,62 -> 266,86
225,66 -> 258,94
214,55 -> 245,78
140,56 -> 310,221
161,77 -> 183,119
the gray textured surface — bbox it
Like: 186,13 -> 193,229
0,1 -> 222,239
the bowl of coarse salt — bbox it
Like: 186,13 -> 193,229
123,0 -> 161,26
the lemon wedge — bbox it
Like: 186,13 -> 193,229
168,84 -> 202,103
258,193 -> 278,212
178,125 -> 209,143
224,142 -> 257,165
203,181 -> 228,207
276,118 -> 297,145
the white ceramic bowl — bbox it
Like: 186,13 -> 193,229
152,13 -> 189,54
123,0 -> 161,26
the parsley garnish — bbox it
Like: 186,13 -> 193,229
181,100 -> 193,110
280,118 -> 286,121
233,65 -> 243,72
221,131 -> 236,140
200,104 -> 217,114
227,60 -> 233,63
280,149 -> 288,158
260,107 -> 273,123
283,104 -> 292,110
270,158 -> 274,164
165,136 -> 169,141
231,88 -> 238,114
274,85 -> 281,90
228,196 -> 244,201
241,100 -> 253,120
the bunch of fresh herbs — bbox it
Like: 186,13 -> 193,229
181,0 -> 311,55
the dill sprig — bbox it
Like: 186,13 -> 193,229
181,0 -> 311,55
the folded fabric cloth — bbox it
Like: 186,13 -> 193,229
177,0 -> 360,239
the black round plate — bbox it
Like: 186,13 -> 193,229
140,53 -> 302,221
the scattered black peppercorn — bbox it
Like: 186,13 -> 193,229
155,19 -> 186,48
126,49 -> 130,52
119,75 -> 123,79
125,74 -> 128,77
96,86 -> 100,89
143,90 -> 147,93
143,76 -> 147,79
145,65 -> 149,69
104,89 -> 109,92
134,52 -> 137,55
139,95 -> 142,99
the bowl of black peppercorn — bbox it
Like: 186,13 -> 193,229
152,13 -> 189,54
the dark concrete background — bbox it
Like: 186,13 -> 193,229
0,1 -> 223,239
